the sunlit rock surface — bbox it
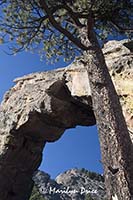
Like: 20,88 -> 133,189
103,39 -> 133,140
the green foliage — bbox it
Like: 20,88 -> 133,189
81,168 -> 104,182
0,0 -> 132,62
85,193 -> 106,200
87,171 -> 104,182
85,193 -> 94,200
29,185 -> 45,200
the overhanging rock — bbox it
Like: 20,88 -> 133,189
0,62 -> 95,143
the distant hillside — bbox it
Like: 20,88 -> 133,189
30,168 -> 106,200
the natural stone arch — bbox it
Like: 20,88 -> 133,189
0,40 -> 132,200
0,63 -> 96,200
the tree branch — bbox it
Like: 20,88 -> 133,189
0,0 -> 6,6
59,3 -> 85,28
39,0 -> 89,50
110,20 -> 133,33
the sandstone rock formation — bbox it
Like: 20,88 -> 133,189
0,39 -> 132,200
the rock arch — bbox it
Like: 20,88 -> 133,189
0,40 -> 132,200
0,63 -> 96,200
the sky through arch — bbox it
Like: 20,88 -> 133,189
0,43 -> 102,178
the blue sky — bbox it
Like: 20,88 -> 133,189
0,44 -> 103,178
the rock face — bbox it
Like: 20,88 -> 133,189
0,39 -> 132,200
103,39 -> 133,140
32,168 -> 105,200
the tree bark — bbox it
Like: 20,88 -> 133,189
80,28 -> 133,200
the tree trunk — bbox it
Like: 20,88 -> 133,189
80,28 -> 133,199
